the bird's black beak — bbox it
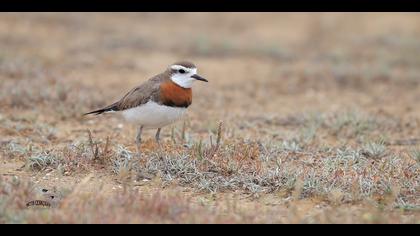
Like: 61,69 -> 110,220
191,74 -> 208,82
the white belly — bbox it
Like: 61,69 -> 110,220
121,101 -> 187,129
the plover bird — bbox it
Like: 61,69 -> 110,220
84,61 -> 208,152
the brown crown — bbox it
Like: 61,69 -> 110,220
171,61 -> 196,69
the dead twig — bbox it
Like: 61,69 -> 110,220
87,129 -> 99,160
215,121 -> 223,152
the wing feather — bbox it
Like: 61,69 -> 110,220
84,73 -> 167,115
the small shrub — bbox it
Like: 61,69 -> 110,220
361,141 -> 387,159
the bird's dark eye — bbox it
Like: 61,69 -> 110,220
179,69 -> 186,74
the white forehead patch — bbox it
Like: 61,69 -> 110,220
170,65 -> 187,70
170,65 -> 196,72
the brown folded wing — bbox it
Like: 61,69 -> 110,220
84,74 -> 165,115
116,75 -> 164,110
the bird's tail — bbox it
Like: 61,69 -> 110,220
83,103 -> 118,116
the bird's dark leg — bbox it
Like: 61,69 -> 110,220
155,128 -> 161,146
136,126 -> 143,156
